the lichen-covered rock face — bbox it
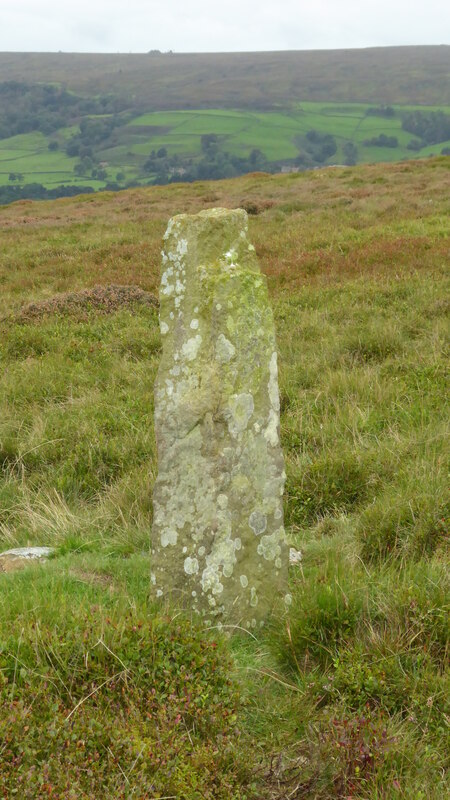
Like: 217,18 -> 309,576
151,208 -> 289,628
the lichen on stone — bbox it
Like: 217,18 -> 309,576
151,208 -> 288,627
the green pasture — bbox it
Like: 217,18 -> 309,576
0,102 -> 449,192
0,131 -> 105,188
127,102 -> 450,163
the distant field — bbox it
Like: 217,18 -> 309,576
1,102 -> 448,192
125,103 -> 450,163
0,132 -> 110,189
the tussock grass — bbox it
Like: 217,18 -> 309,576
0,158 -> 448,797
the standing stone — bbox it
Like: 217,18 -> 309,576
151,208 -> 289,627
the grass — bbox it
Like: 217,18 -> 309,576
1,103 -> 449,194
0,132 -> 80,187
0,157 -> 449,797
126,103 -> 450,163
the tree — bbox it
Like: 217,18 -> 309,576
303,130 -> 337,163
66,141 -> 80,157
249,148 -> 265,166
200,134 -> 218,153
363,134 -> 398,148
48,140 -> 59,151
343,142 -> 358,166
74,157 -> 92,176
402,111 -> 450,145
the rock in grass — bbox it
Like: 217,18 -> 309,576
0,547 -> 54,573
151,208 -> 289,627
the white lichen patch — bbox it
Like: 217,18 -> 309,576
181,334 -> 202,361
201,565 -> 224,595
223,248 -> 238,268
190,319 -> 199,330
201,534 -> 237,597
161,528 -> 178,548
240,575 -> 248,588
226,393 -> 254,438
217,493 -> 228,509
250,587 -> 258,607
215,333 -> 236,363
249,510 -> 267,536
163,217 -> 175,240
184,556 -> 199,575
161,282 -> 174,297
264,408 -> 280,447
257,528 -> 284,561
268,352 -> 280,412
177,238 -> 188,256
160,321 -> 169,335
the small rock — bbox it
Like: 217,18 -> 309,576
0,547 -> 54,573
289,548 -> 303,565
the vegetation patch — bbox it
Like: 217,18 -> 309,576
0,601 -> 248,799
0,159 -> 448,797
9,284 -> 158,323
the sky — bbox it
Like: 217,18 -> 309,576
0,0 -> 449,53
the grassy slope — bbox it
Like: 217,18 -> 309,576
1,47 -> 449,193
124,104 -> 450,162
1,103 -> 449,191
0,158 -> 449,798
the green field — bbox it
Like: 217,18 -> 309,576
1,103 -> 449,193
125,103 -> 450,162
0,158 -> 448,798
0,131 -> 116,189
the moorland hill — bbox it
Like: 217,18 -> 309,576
1,46 -> 449,107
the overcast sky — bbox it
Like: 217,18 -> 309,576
0,0 -> 449,53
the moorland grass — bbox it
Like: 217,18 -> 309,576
1,48 -> 449,107
0,158 -> 448,797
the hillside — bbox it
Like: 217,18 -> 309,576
0,158 -> 448,798
0,46 -> 449,203
1,46 -> 449,107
